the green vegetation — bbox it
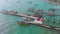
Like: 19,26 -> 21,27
49,0 -> 60,3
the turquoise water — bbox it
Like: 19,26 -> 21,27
0,0 -> 60,34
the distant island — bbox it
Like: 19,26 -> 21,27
47,0 -> 60,5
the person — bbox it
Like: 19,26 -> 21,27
29,10 -> 44,24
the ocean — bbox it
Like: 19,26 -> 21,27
0,0 -> 60,34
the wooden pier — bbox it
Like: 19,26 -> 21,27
0,11 -> 36,19
0,11 -> 60,31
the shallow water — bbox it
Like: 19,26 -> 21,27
0,0 -> 60,34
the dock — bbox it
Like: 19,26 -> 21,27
0,11 -> 36,19
17,21 -> 60,31
0,11 -> 60,31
